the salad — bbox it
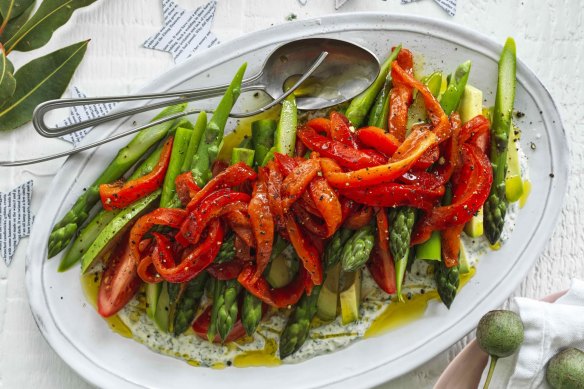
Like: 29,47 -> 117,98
49,38 -> 527,365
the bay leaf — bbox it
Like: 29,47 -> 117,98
0,39 -> 88,131
0,0 -> 35,43
4,0 -> 96,53
0,45 -> 16,104
0,0 -> 35,21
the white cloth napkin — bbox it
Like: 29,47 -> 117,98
480,279 -> 584,388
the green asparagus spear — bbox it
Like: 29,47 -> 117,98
231,147 -> 255,166
192,63 -> 247,186
180,112 -> 207,173
415,231 -> 441,261
324,227 -> 354,268
58,210 -> 118,272
345,45 -> 401,127
484,38 -> 517,245
207,278 -> 225,342
251,119 -> 277,166
242,291 -> 263,336
173,273 -> 208,336
80,189 -> 161,273
279,284 -> 322,359
274,94 -> 297,156
341,224 -> 375,272
435,259 -> 460,309
216,279 -> 241,341
367,73 -> 392,129
440,60 -> 472,116
160,127 -> 192,208
48,103 -> 187,258
389,207 -> 416,302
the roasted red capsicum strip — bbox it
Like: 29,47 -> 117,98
186,162 -> 256,212
280,157 -> 321,212
411,144 -> 493,244
238,262 -> 309,308
129,208 -> 187,267
339,182 -> 445,210
297,126 -> 386,170
343,204 -> 374,229
391,62 -> 451,143
319,129 -> 437,189
368,208 -> 397,294
388,48 -> 414,142
151,220 -> 224,283
356,126 -> 400,156
100,137 -> 174,210
308,177 -> 342,237
330,111 -> 359,148
460,114 -> 491,153
306,117 -> 331,137
175,171 -> 200,205
248,173 -> 274,282
177,189 -> 250,246
284,212 -> 323,286
292,203 -> 328,238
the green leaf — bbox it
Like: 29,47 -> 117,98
0,39 -> 88,131
0,45 -> 15,105
4,0 -> 96,53
0,0 -> 35,21
0,0 -> 35,42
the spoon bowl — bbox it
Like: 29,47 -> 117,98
253,38 -> 380,110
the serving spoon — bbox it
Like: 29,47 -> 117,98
2,38 -> 379,166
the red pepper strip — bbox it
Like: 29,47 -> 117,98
388,85 -> 413,142
399,170 -> 445,189
340,198 -> 357,223
274,152 -> 296,176
137,255 -> 163,284
300,192 -> 321,217
391,62 -> 452,143
320,130 -> 436,189
297,126 -> 386,171
339,183 -> 444,211
308,177 -> 342,237
100,137 -> 173,210
292,203 -> 328,238
434,113 -> 463,183
330,111 -> 359,148
356,126 -> 400,156
224,209 -> 256,248
343,205 -> 374,229
238,262 -> 309,308
234,235 -> 253,262
368,208 -> 397,294
175,172 -> 200,206
152,220 -> 223,283
138,238 -> 152,253
212,160 -> 229,177
441,224 -> 465,268
248,178 -> 274,283
186,162 -> 256,212
193,306 -> 247,343
388,48 -> 414,142
460,114 -> 491,153
411,144 -> 493,244
207,260 -> 243,280
294,135 -> 308,158
306,117 -> 331,137
129,208 -> 187,267
284,212 -> 323,286
281,157 -> 320,213
177,189 -> 250,245
265,163 -> 284,218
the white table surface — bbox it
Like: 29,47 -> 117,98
1,0 -> 582,388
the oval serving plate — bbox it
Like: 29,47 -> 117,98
26,13 -> 568,389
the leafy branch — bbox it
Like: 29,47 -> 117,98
0,0 -> 96,131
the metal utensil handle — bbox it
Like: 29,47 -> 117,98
32,76 -> 263,138
1,52 -> 328,167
